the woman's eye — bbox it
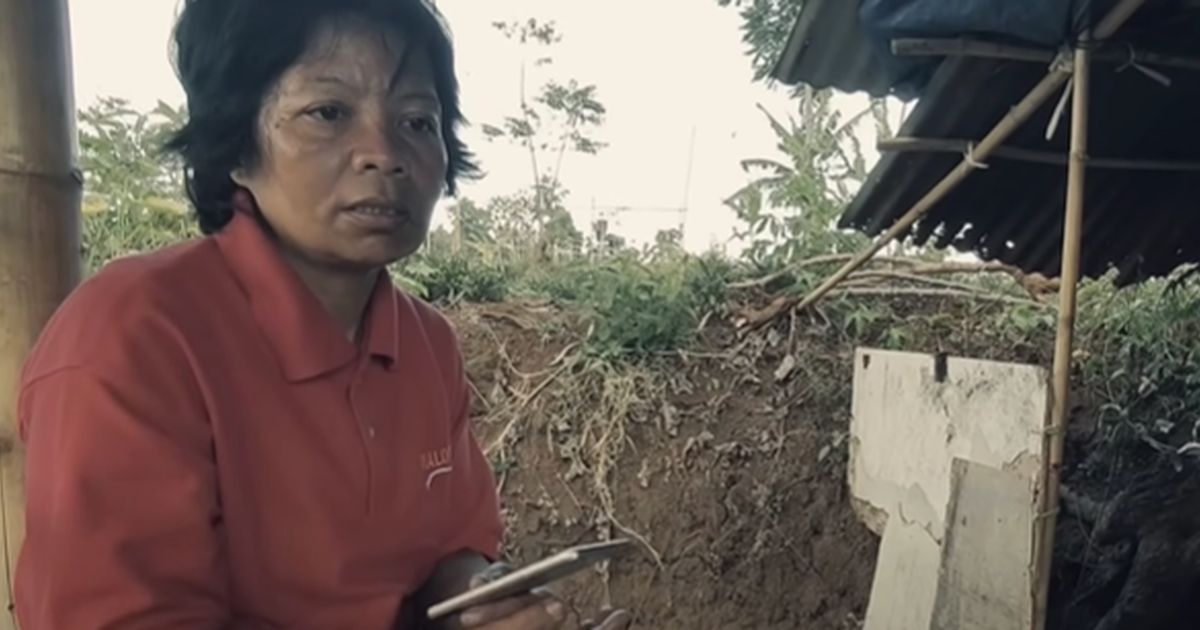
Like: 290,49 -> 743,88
406,116 -> 439,134
307,105 -> 347,123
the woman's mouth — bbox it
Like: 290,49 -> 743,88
350,205 -> 400,217
345,204 -> 409,228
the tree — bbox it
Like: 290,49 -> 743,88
717,0 -> 911,267
716,0 -> 804,82
446,198 -> 495,252
479,18 -> 602,261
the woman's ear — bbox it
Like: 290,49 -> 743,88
230,167 -> 249,187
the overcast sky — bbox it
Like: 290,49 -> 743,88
69,0 -> 879,253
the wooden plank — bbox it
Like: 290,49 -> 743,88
863,516 -> 941,630
851,349 -> 1048,629
932,459 -> 1035,630
849,349 -> 1047,540
0,0 -> 83,626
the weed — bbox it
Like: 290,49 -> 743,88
1075,277 -> 1200,445
392,250 -> 511,304
519,254 -> 731,358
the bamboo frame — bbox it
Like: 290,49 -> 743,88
0,0 -> 82,626
790,68 -> 1072,314
781,1 -> 1151,628
791,0 -> 1151,315
892,37 -> 1200,72
1031,37 -> 1092,630
879,137 -> 1200,172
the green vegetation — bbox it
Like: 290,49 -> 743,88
1075,280 -> 1200,448
79,97 -> 197,272
76,13 -> 1200,461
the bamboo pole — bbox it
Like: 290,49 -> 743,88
1095,0 -> 1148,37
0,0 -> 82,626
879,137 -> 1200,172
892,37 -> 1200,72
1030,4 -> 1151,626
1031,40 -> 1091,630
786,0 -> 1152,318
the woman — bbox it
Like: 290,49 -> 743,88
14,1 -> 631,628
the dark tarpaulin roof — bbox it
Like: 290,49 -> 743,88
771,0 -> 929,100
772,0 -> 1200,284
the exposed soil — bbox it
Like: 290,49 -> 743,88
449,296 -> 1200,630
1049,428 -> 1200,630
454,301 -> 877,629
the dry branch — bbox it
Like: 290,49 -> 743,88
480,311 -> 535,330
728,254 -> 922,290
486,359 -> 576,456
467,378 -> 491,412
735,256 -> 1056,328
906,261 -> 1022,276
827,287 -> 1052,309
844,270 -> 1007,295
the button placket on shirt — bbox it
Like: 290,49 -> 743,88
346,360 -> 379,514
347,356 -> 401,517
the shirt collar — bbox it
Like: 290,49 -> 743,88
214,210 -> 400,382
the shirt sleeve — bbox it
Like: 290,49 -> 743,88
16,360 -> 232,629
439,340 -> 504,562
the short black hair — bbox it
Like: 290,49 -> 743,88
164,0 -> 478,234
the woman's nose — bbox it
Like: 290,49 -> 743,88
352,119 -> 408,175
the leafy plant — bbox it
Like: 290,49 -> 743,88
83,203 -> 196,273
78,97 -> 196,272
79,97 -> 187,212
527,254 -> 730,358
716,0 -> 913,268
392,246 -> 511,304
725,93 -> 873,270
1074,278 -> 1200,443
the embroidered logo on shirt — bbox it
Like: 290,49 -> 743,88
420,446 -> 453,490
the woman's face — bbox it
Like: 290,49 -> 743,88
233,18 -> 448,271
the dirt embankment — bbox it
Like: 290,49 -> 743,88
454,301 -> 877,629
450,297 -> 1200,630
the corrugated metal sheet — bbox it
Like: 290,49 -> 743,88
774,0 -> 1200,284
840,52 -> 1200,284
770,0 -> 927,99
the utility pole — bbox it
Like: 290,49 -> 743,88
679,125 -> 697,241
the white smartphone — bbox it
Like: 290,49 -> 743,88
426,539 -> 635,620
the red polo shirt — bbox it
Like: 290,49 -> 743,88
14,211 -> 503,629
